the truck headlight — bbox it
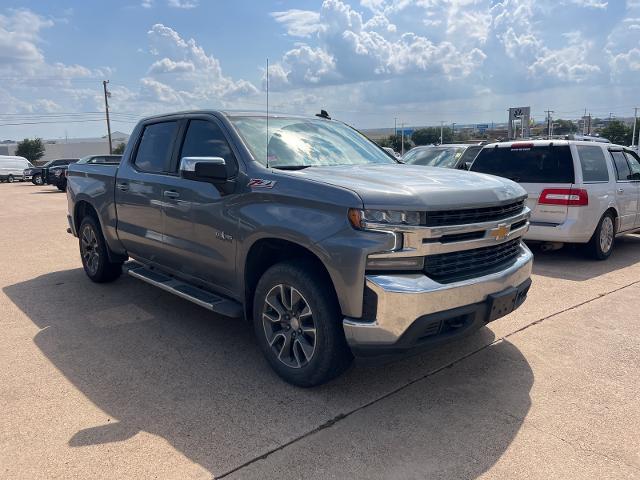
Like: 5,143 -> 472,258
348,208 -> 420,230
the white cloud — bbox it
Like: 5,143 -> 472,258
141,0 -> 154,8
271,10 -> 321,37
167,0 -> 198,9
141,23 -> 258,104
568,0 -> 608,8
268,0 -> 487,90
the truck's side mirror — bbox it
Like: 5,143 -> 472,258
180,157 -> 228,183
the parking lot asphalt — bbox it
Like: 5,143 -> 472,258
0,181 -> 639,480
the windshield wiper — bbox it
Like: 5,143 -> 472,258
271,165 -> 312,170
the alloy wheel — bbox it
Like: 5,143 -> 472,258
81,225 -> 100,276
600,216 -> 614,254
262,284 -> 317,369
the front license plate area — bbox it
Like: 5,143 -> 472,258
487,280 -> 530,323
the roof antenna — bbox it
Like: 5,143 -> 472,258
266,57 -> 270,169
316,109 -> 331,120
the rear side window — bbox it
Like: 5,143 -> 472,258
471,145 -> 574,183
577,145 -> 609,182
611,151 -> 631,181
625,152 -> 640,179
179,119 -> 238,176
134,122 -> 178,173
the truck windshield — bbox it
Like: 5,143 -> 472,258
229,116 -> 396,168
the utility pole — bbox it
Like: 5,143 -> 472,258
582,108 -> 587,135
440,121 -> 444,144
400,122 -> 405,156
632,108 -> 638,147
452,122 -> 456,141
394,117 -> 398,137
587,113 -> 592,135
102,80 -> 113,154
545,110 -> 553,139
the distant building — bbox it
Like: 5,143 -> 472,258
0,131 -> 129,163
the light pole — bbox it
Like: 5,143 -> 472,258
394,117 -> 398,137
452,122 -> 456,141
440,121 -> 444,144
102,80 -> 113,154
400,122 -> 405,156
632,108 -> 638,147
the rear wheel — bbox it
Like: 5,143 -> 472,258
252,260 -> 352,387
7,175 -> 14,183
585,212 -> 615,260
79,216 -> 123,282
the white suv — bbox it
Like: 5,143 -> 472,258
470,140 -> 640,259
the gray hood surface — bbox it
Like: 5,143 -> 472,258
289,164 -> 526,210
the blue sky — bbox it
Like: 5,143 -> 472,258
1,0 -> 639,140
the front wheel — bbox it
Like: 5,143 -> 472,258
32,174 -> 43,185
79,216 -> 123,282
253,260 -> 352,387
585,212 -> 615,260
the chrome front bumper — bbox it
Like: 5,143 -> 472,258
343,243 -> 533,349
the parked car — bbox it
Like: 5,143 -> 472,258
470,140 -> 640,259
25,158 -> 78,185
382,146 -> 401,158
0,155 -> 33,183
67,110 -> 533,386
42,159 -> 81,191
402,143 -> 484,169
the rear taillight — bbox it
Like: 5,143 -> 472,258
539,188 -> 588,206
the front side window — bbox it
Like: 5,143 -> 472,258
577,145 -> 609,182
611,151 -> 631,181
230,116 -> 396,168
403,147 -> 464,168
134,121 -> 178,173
471,145 -> 574,183
180,120 -> 238,176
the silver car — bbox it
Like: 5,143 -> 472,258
470,140 -> 640,259
403,143 -> 484,170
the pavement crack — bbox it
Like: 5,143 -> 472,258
216,279 -> 640,479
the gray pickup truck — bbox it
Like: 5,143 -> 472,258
67,110 -> 533,386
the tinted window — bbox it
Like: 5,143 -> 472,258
624,152 -> 640,179
577,145 -> 609,182
611,151 -> 631,181
134,122 -> 178,173
471,145 -> 574,183
180,120 -> 237,176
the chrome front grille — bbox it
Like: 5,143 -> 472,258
423,199 -> 526,227
423,238 -> 522,284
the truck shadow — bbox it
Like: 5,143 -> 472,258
529,234 -> 640,281
4,269 -> 533,478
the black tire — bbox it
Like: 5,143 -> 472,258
7,175 -> 14,183
585,212 -> 615,260
78,216 -> 123,282
32,174 -> 43,185
57,183 -> 66,192
252,260 -> 353,387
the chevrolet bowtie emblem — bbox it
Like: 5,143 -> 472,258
490,224 -> 510,241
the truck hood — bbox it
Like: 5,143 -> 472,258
291,164 -> 526,210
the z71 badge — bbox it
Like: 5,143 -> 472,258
248,178 -> 276,189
